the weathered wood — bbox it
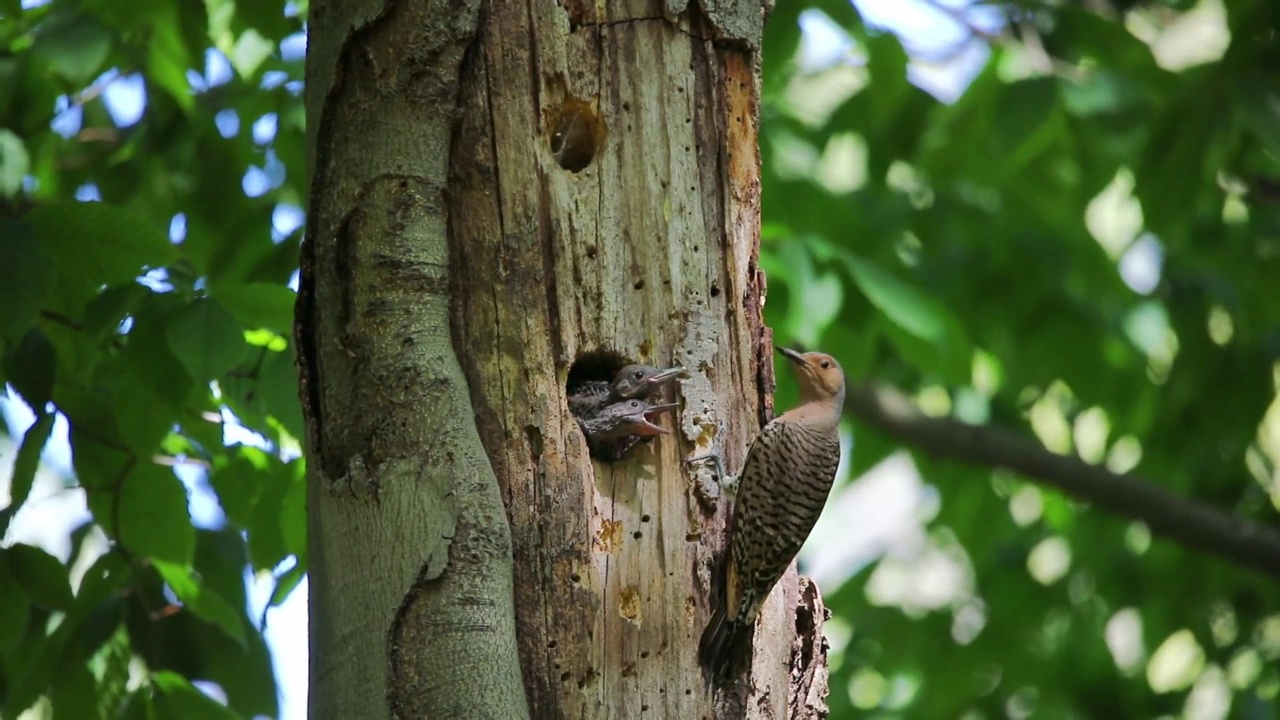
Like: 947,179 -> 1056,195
448,1 -> 826,717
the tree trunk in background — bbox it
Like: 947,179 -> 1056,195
301,0 -> 829,717
298,0 -> 528,718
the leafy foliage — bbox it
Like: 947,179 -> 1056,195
0,0 -> 305,716
761,1 -> 1280,718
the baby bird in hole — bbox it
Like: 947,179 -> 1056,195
570,364 -> 685,461
581,399 -> 679,461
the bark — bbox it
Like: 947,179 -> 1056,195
298,0 -> 527,718
300,0 -> 830,717
447,0 -> 827,717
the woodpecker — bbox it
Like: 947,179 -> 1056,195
581,399 -> 678,460
694,345 -> 845,680
570,364 -> 685,461
568,364 -> 686,417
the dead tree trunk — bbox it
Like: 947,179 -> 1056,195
448,2 -> 828,718
300,0 -> 829,717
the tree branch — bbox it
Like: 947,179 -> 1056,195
844,383 -> 1280,579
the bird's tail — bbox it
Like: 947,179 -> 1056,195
698,604 -> 749,681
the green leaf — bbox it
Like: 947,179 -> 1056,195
30,12 -> 114,85
166,298 -> 248,381
123,297 -> 196,410
51,658 -> 102,720
4,327 -> 57,409
145,4 -> 195,111
26,200 -> 176,309
280,460 -> 306,558
257,343 -> 304,440
211,281 -> 297,334
844,255 -> 949,344
82,283 -> 149,343
228,29 -> 274,79
0,562 -> 30,653
0,219 -> 54,341
992,77 -> 1060,170
87,464 -> 194,565
210,446 -> 267,528
267,561 -> 306,609
247,462 -> 290,571
0,128 -> 29,197
6,544 -> 75,612
231,0 -> 296,42
3,412 -> 55,534
152,560 -> 247,647
152,671 -> 240,720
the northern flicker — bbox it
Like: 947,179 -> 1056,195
570,364 -> 685,461
568,364 -> 685,417
581,399 -> 679,460
695,345 -> 845,679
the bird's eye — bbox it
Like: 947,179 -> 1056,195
634,371 -> 644,380
820,360 -> 830,369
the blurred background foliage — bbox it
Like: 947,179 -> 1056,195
765,1 -> 1280,719
0,0 -> 1278,718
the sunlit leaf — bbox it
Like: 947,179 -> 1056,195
166,298 -> 248,381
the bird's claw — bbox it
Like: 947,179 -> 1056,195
685,451 -> 740,501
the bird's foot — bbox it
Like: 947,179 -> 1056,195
685,451 -> 740,501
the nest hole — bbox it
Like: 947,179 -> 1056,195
566,349 -> 630,399
550,99 -> 603,173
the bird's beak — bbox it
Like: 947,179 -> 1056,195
776,345 -> 807,366
646,367 -> 686,386
634,402 -> 678,436
632,419 -> 670,436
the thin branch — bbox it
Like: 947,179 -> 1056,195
844,382 -> 1280,579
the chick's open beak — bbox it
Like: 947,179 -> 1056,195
633,402 -> 679,436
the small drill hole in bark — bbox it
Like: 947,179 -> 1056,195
633,279 -> 645,290
632,531 -> 642,539
550,99 -> 603,173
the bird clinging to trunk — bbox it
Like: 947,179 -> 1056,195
695,345 -> 845,680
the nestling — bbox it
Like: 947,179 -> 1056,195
582,399 -> 679,460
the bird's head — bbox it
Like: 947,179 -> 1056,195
776,346 -> 845,405
606,399 -> 679,438
612,364 -> 686,400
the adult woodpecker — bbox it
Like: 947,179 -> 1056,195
695,345 -> 845,679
